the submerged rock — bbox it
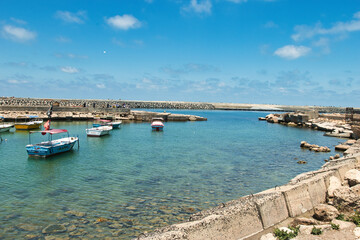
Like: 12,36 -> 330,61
42,224 -> 67,234
17,224 -> 39,232
65,210 -> 86,218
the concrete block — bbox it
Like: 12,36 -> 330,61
280,183 -> 313,217
253,192 -> 289,229
328,162 -> 356,181
302,175 -> 327,206
322,170 -> 342,189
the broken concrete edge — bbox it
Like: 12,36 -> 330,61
136,148 -> 360,240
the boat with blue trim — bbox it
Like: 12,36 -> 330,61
93,119 -> 122,129
26,129 -> 79,157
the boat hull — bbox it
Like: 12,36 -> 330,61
0,124 -> 13,133
86,126 -> 112,137
110,122 -> 121,128
151,120 -> 164,131
152,126 -> 164,131
15,123 -> 42,130
92,122 -> 121,128
26,137 -> 78,157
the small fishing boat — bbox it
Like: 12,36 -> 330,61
151,118 -> 164,131
86,126 -> 113,137
93,120 -> 122,129
26,129 -> 79,157
0,116 -> 14,133
15,115 -> 43,130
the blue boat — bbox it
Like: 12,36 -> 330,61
26,129 -> 79,157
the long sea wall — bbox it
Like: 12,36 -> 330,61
1,97 -> 360,113
136,142 -> 360,240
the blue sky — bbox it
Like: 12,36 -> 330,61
0,0 -> 359,107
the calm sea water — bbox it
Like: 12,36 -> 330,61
0,110 -> 344,239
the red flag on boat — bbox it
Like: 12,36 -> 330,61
44,120 -> 51,130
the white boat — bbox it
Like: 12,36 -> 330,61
151,118 -> 164,131
0,116 -> 14,133
86,126 -> 113,137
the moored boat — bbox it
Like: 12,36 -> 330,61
151,118 -> 164,131
26,129 -> 79,157
15,115 -> 43,130
86,126 -> 113,137
0,116 -> 14,133
93,120 -> 122,129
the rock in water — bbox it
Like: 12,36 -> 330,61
42,224 -> 67,234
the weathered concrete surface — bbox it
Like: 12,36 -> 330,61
303,176 -> 327,207
280,183 -> 314,217
253,192 -> 289,229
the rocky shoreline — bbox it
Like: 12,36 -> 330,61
263,111 -> 359,139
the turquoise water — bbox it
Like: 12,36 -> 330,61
0,110 -> 345,239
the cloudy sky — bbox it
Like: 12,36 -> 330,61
0,0 -> 359,107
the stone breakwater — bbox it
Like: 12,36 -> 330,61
0,109 -> 207,122
2,97 -> 360,113
0,97 -> 215,110
135,140 -> 360,240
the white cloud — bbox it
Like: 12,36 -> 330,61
96,83 -> 106,89
10,17 -> 27,25
2,25 -> 36,42
354,11 -> 360,19
292,12 -> 360,41
264,21 -> 278,28
274,45 -> 311,60
56,36 -> 71,43
183,0 -> 212,15
106,15 -> 141,30
55,10 -> 87,24
61,66 -> 79,73
312,37 -> 330,54
8,79 -> 28,84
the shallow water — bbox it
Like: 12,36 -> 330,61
0,110 -> 345,239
